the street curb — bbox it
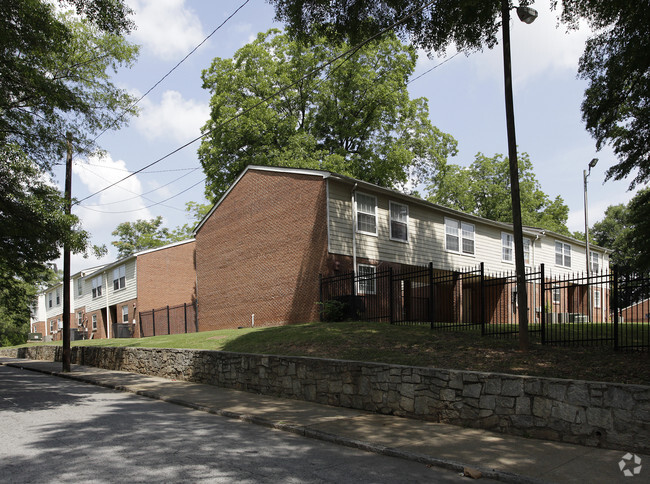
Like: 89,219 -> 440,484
3,361 -> 548,484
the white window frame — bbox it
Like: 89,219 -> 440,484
77,311 -> 83,327
77,278 -> 83,296
49,320 -> 54,332
594,289 -> 601,309
356,192 -> 377,235
122,305 -> 129,323
389,201 -> 408,242
446,218 -> 474,255
523,237 -> 531,265
590,251 -> 600,273
357,264 -> 376,295
555,241 -> 572,268
55,288 -> 60,306
502,232 -> 514,262
92,314 -> 97,331
48,292 -> 53,308
91,275 -> 103,299
113,265 -> 126,291
552,287 -> 561,305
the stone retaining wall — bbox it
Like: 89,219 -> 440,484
3,345 -> 648,453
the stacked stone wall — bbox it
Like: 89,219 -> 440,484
3,345 -> 648,453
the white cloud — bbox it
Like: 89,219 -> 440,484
73,154 -> 152,232
134,90 -> 210,142
128,0 -> 205,60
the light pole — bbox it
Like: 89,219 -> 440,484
501,1 -> 537,351
584,157 -> 598,321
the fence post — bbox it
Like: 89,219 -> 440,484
166,305 -> 170,335
480,262 -> 485,336
540,264 -> 546,345
152,309 -> 155,337
319,273 -> 323,322
613,266 -> 619,350
139,311 -> 143,339
350,271 -> 357,319
194,299 -> 199,332
184,302 -> 187,334
429,262 -> 434,329
389,267 -> 394,324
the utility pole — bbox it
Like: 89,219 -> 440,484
62,133 -> 72,372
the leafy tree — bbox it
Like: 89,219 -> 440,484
269,0 -> 650,188
427,153 -> 570,235
592,188 -> 650,274
198,29 -> 457,200
111,203 -> 208,258
0,0 -> 138,170
111,217 -> 177,259
0,146 -> 88,346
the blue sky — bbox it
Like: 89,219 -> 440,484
53,0 -> 646,273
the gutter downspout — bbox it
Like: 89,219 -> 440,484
351,183 -> 358,276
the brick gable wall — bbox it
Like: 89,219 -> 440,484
196,170 -> 329,329
136,240 -> 197,321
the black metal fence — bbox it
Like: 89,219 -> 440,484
139,301 -> 198,338
320,263 -> 649,351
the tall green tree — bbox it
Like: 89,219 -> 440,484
198,29 -> 457,201
0,0 -> 138,170
427,153 -> 571,235
592,188 -> 650,273
268,0 -> 650,188
110,202 -> 208,258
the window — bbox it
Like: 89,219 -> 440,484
523,238 -> 531,265
502,234 -> 531,264
48,292 -> 53,308
502,233 -> 514,262
461,222 -> 475,255
552,287 -> 561,305
356,192 -> 377,235
77,278 -> 83,296
590,251 -> 600,273
113,265 -> 126,290
55,288 -> 60,305
92,275 -> 103,299
357,264 -> 376,295
49,320 -> 54,333
555,242 -> 571,267
77,311 -> 83,326
446,218 -> 474,255
122,305 -> 129,323
594,290 -> 601,309
389,201 -> 408,242
92,314 -> 97,331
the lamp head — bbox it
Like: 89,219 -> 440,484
516,6 -> 538,24
589,158 -> 598,169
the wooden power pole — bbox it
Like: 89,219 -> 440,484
62,133 -> 72,372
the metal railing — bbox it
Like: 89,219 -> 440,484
320,263 -> 649,351
139,301 -> 198,338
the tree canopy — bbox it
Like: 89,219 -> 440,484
0,0 -> 139,171
591,188 -> 650,273
427,153 -> 570,235
198,29 -> 457,201
268,0 -> 650,189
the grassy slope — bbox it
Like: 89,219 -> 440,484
11,321 -> 649,385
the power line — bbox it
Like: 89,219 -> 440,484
78,177 -> 206,214
76,0 -> 439,206
76,162 -> 200,174
408,51 -> 461,84
89,0 -> 253,144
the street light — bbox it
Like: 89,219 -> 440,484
584,157 -> 598,322
501,1 -> 537,350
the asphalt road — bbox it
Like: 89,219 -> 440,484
0,365 -> 484,483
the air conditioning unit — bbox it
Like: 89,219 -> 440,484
557,312 -> 570,324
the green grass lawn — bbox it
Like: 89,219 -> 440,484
11,321 -> 650,385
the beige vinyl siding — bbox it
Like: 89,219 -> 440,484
84,258 -> 137,312
328,180 -> 531,271
327,179 -> 609,274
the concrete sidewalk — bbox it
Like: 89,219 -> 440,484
1,357 -> 644,483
